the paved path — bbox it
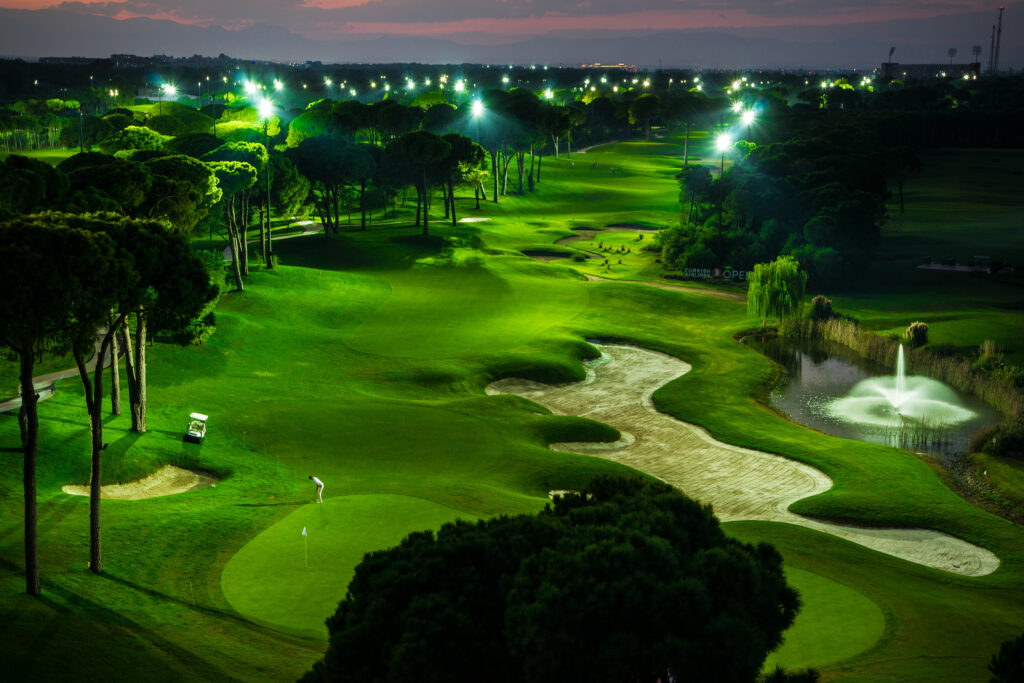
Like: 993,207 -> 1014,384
0,332 -> 112,413
487,344 -> 1000,576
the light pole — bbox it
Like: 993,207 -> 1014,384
715,133 -> 733,265
259,98 -> 274,268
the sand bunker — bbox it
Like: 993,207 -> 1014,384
488,344 -> 1000,576
62,465 -> 218,500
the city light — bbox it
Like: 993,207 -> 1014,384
731,101 -> 743,113
244,81 -> 258,95
741,109 -> 756,126
454,80 -> 465,93
274,79 -> 283,91
472,99 -> 484,117
543,88 -> 553,99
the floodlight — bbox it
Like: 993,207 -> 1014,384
731,101 -> 743,113
258,98 -> 273,121
716,133 -> 733,152
741,110 -> 756,126
472,99 -> 484,117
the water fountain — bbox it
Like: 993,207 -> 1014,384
826,345 -> 977,429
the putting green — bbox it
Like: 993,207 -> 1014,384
764,566 -> 885,671
222,494 -> 471,636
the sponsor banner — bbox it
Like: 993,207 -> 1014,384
683,267 -> 749,281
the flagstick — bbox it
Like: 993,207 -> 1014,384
304,534 -> 308,568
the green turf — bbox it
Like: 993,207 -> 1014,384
0,147 -> 78,165
1,130 -> 1022,681
764,565 -> 885,671
222,494 -> 471,636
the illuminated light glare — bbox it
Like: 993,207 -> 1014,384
732,79 -> 742,89
258,98 -> 273,121
544,88 -> 553,99
613,86 -> 619,93
472,99 -> 484,117
601,76 -> 607,83
643,80 -> 650,87
425,78 -> 431,86
454,80 -> 465,93
502,76 -> 510,84
324,78 -> 332,86
731,101 -> 743,113
244,81 -> 258,95
590,86 -> 596,91
821,80 -> 828,89
350,89 -> 357,97
274,79 -> 283,91
384,84 -> 390,91
370,81 -> 377,88
716,133 -> 733,152
741,109 -> 756,126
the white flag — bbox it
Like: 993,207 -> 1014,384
302,526 -> 307,537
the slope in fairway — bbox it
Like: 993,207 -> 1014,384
345,258 -> 588,358
764,566 -> 885,671
222,494 -> 471,636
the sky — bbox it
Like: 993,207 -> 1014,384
0,0 -> 1007,41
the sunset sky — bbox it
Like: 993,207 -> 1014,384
0,0 -> 1006,40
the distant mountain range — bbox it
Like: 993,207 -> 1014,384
0,7 -> 1019,71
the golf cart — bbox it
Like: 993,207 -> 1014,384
185,412 -> 208,443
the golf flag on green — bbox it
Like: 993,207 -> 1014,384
302,526 -> 308,567
302,527 -> 307,537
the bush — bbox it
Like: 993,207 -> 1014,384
905,321 -> 928,348
981,419 -> 1024,460
808,295 -> 833,321
989,631 -> 1024,682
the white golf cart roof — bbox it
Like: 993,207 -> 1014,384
190,413 -> 208,421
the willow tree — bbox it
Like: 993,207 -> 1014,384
747,255 -> 807,328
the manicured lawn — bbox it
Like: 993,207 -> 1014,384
1,131 -> 1022,681
222,494 -> 472,637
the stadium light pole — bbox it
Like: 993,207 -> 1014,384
716,133 -> 733,265
259,98 -> 274,268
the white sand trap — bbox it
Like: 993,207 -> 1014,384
457,217 -> 492,223
62,465 -> 218,500
488,344 -> 1000,576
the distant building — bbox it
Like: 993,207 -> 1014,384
880,62 -> 981,80
581,62 -> 637,73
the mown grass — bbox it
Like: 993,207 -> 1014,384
0,131 -> 1021,681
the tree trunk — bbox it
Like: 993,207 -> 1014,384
132,316 -> 147,433
516,151 -> 524,194
225,200 -> 244,292
122,322 -> 139,425
551,133 -> 559,160
414,190 -> 421,228
109,327 -> 120,416
74,325 -> 121,576
360,179 -> 367,230
491,148 -> 499,203
422,169 -> 430,236
449,179 -> 457,226
19,352 -> 40,596
683,123 -> 690,167
240,195 -> 249,277
259,205 -> 267,267
537,150 -> 543,183
502,153 -> 513,196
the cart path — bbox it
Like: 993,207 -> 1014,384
487,344 -> 1000,577
0,332 -> 112,413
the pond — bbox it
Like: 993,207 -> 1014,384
746,335 -> 1000,461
